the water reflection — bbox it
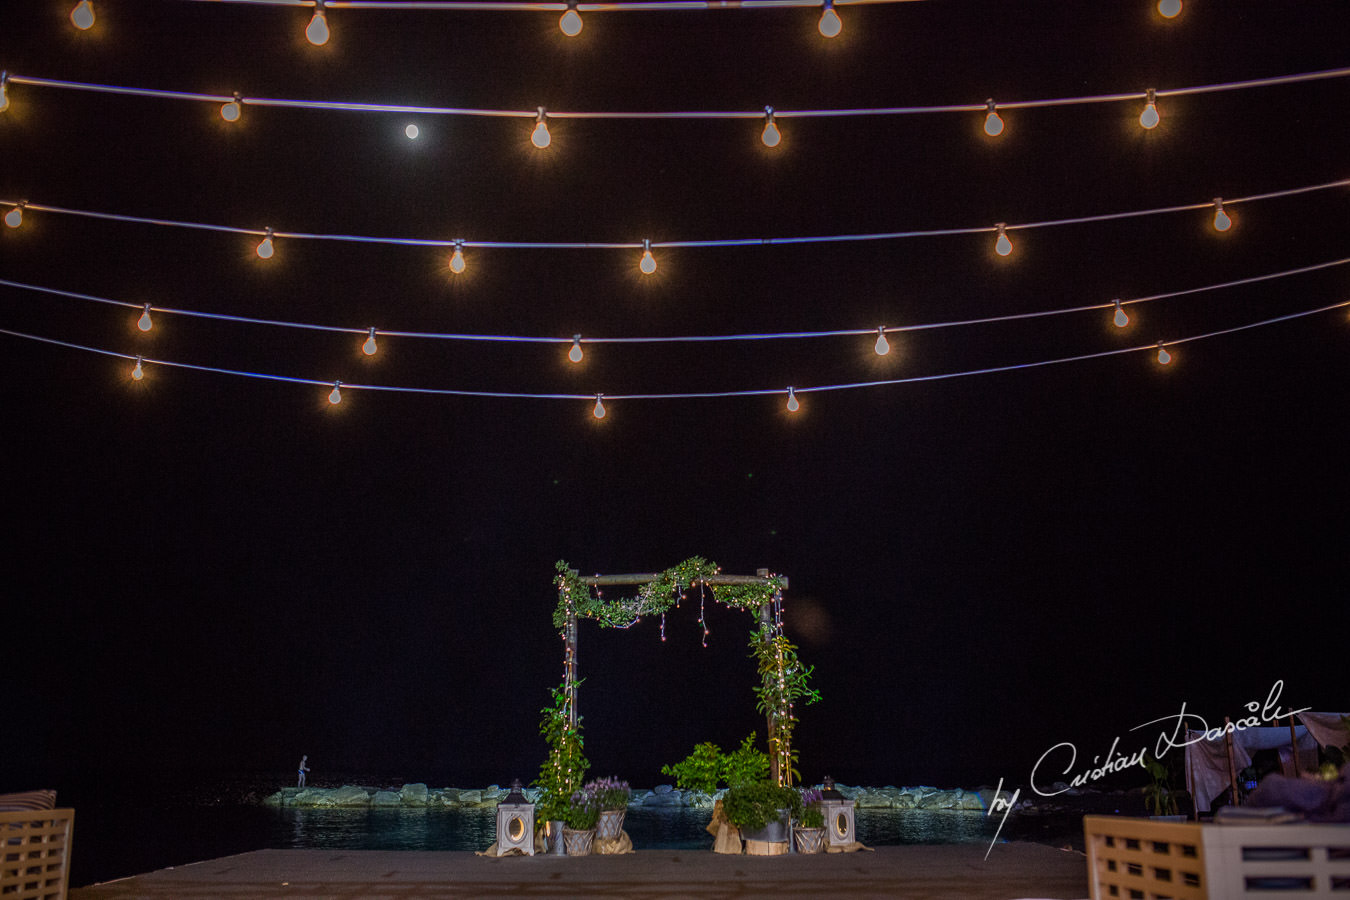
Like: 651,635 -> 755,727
271,805 -> 999,852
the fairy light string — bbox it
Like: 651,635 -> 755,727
2,178 -> 1346,261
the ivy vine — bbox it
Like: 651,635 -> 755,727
553,557 -> 782,633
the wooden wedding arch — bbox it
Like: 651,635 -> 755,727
548,557 -> 818,790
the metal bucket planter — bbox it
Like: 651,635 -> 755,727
596,808 -> 626,841
793,826 -> 826,854
545,820 -> 566,855
741,810 -> 791,846
562,827 -> 595,856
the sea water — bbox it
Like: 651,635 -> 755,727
63,779 -> 1061,888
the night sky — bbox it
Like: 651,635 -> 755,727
4,0 -> 1348,801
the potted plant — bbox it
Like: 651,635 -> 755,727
561,785 -> 600,856
793,788 -> 826,853
588,776 -> 630,841
722,781 -> 803,849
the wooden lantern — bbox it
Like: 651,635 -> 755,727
495,779 -> 535,856
818,776 -> 855,848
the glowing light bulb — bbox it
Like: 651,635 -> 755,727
404,123 -> 419,140
559,6 -> 583,36
70,1 -> 94,30
761,107 -> 782,148
221,94 -> 242,122
818,2 -> 842,38
256,228 -> 275,259
137,303 -> 153,332
362,327 -> 378,356
1157,0 -> 1182,18
4,204 -> 23,229
568,335 -> 584,364
449,241 -> 466,274
1212,198 -> 1232,232
994,223 -> 1013,257
786,387 -> 800,412
639,240 -> 657,275
1140,89 -> 1159,129
0,75 -> 10,114
328,381 -> 342,404
592,394 -> 606,419
132,356 -> 144,381
531,108 -> 551,149
1113,299 -> 1130,328
306,3 -> 330,46
874,327 -> 890,356
984,99 -> 1004,137
1156,341 -> 1172,365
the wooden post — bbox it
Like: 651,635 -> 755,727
1224,717 -> 1240,807
1290,717 -> 1301,777
758,602 -> 780,787
565,611 -> 578,729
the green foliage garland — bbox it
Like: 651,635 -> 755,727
553,557 -> 783,633
534,678 -> 589,821
751,623 -> 821,787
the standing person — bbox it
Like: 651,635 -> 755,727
298,755 -> 310,788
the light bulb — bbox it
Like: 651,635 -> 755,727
362,327 -> 378,356
559,6 -> 583,36
568,335 -> 584,364
70,1 -> 95,30
531,108 -> 551,149
137,303 -> 153,332
874,327 -> 890,356
593,394 -> 606,419
639,240 -> 657,275
449,241 -> 466,274
786,387 -> 800,412
4,204 -> 23,229
1157,0 -> 1182,18
306,4 -> 330,46
0,76 -> 10,114
1113,300 -> 1130,328
1156,341 -> 1172,365
256,228 -> 275,259
818,2 -> 842,38
984,99 -> 1004,137
761,107 -> 782,148
1140,90 -> 1159,129
328,381 -> 342,404
994,223 -> 1013,257
404,123 -> 419,140
1212,198 -> 1232,232
221,94 -> 242,122
132,356 -> 144,381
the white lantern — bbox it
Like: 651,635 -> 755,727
818,776 -> 856,848
494,779 -> 535,856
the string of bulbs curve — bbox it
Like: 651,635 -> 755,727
2,254 -> 1347,348
1,299 -> 1345,406
3,177 -> 1346,258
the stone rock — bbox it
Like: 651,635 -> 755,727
891,793 -> 917,810
959,790 -> 986,811
372,790 -> 402,806
653,784 -> 675,794
457,790 -> 482,804
916,790 -> 949,809
400,783 -> 429,806
644,788 -> 684,807
297,785 -> 370,807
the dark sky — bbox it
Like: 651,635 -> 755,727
4,1 -> 1348,796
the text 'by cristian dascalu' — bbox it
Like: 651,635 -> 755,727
981,679 -> 1309,859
